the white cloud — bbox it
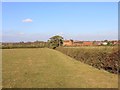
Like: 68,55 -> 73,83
22,18 -> 33,23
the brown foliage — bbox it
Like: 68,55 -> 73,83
56,47 -> 119,74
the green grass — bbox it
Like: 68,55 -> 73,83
3,48 -> 118,88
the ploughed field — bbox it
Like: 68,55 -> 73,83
3,48 -> 118,88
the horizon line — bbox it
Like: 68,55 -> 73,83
1,39 -> 119,43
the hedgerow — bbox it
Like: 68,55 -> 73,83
56,46 -> 119,74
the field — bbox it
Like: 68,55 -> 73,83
3,48 -> 118,88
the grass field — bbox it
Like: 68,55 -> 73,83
2,48 -> 118,88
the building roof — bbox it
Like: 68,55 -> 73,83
83,42 -> 93,45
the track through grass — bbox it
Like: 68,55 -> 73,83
2,48 -> 118,88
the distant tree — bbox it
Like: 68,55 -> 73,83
103,40 -> 112,46
48,35 -> 63,49
104,40 -> 108,42
107,41 -> 113,46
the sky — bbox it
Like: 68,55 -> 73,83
2,0 -> 120,2
2,2 -> 118,42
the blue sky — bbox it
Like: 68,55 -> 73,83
2,2 -> 118,42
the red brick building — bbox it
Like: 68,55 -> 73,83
63,40 -> 73,46
82,41 -> 93,46
63,40 -> 93,46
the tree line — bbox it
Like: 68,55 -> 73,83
1,35 -> 119,49
1,35 -> 64,49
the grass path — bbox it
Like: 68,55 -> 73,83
2,48 -> 118,88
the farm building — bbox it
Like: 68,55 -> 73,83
73,41 -> 83,46
63,40 -> 93,46
63,40 -> 73,46
82,41 -> 93,46
93,41 -> 102,46
111,41 -> 118,45
102,42 -> 108,45
73,41 -> 94,46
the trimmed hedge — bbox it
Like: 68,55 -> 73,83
56,46 -> 119,74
